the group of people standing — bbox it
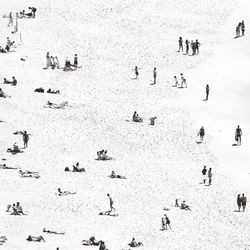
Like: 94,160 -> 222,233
201,166 -> 213,185
178,37 -> 200,55
235,20 -> 245,37
237,194 -> 247,212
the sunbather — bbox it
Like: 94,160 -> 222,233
43,228 -> 65,235
128,238 -> 143,247
57,188 -> 75,196
82,236 -> 102,246
73,162 -> 85,172
7,143 -> 22,154
132,111 -> 143,122
108,171 -> 126,179
26,235 -> 45,242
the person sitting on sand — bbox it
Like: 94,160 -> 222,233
97,150 -> 112,160
73,162 -> 85,172
99,241 -> 108,250
82,236 -> 102,246
63,57 -> 74,71
108,171 -> 126,179
150,117 -> 157,125
10,204 -> 19,215
26,235 -> 45,242
0,46 -> 7,53
132,111 -> 143,122
16,202 -> 25,215
128,238 -> 143,247
0,88 -> 6,98
180,201 -> 191,211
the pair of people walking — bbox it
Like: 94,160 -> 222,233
161,214 -> 171,230
237,194 -> 247,212
173,73 -> 187,88
202,166 -> 213,185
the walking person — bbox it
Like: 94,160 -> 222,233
235,125 -> 242,145
202,166 -> 207,184
208,168 -> 212,185
198,126 -> 205,143
241,194 -> 247,212
180,73 -> 187,88
133,66 -> 139,79
205,84 -> 209,100
107,193 -> 115,212
164,214 -> 171,230
185,39 -> 190,55
8,12 -> 13,27
178,37 -> 183,52
173,76 -> 179,87
241,20 -> 245,36
236,25 -> 240,37
237,194 -> 241,212
161,217 -> 166,230
153,67 -> 157,84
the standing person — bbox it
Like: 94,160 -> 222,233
180,73 -> 184,87
54,56 -> 60,69
133,66 -> 139,79
153,67 -> 157,84
241,20 -> 245,36
241,194 -> 247,212
23,131 -> 29,148
191,41 -> 196,55
236,25 -> 240,37
205,84 -> 210,100
73,54 -> 78,68
8,12 -> 13,26
195,40 -> 200,54
208,168 -> 212,185
237,194 -> 242,212
107,193 -> 115,212
185,39 -> 190,55
182,78 -> 187,88
46,52 -> 51,69
164,214 -> 171,230
174,199 -> 179,207
202,166 -> 207,184
198,126 -> 205,143
178,37 -> 183,52
161,217 -> 166,230
235,125 -> 242,145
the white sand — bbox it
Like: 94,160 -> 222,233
0,0 -> 249,249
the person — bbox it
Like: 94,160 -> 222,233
174,198 -> 179,207
164,214 -> 171,230
205,84 -> 209,100
74,54 -> 78,68
0,46 -> 7,53
208,168 -> 212,185
0,88 -> 6,98
54,56 -> 60,69
198,126 -> 205,143
153,67 -> 157,84
133,66 -> 139,79
99,241 -> 107,250
28,7 -> 37,18
185,39 -> 189,54
180,201 -> 191,211
191,40 -> 196,55
64,57 -> 73,71
51,56 -> 56,69
173,76 -> 179,87
195,40 -> 200,54
182,78 -> 187,88
11,204 -> 18,215
12,77 -> 17,85
8,12 -> 13,26
132,111 -> 142,122
235,125 -> 242,145
107,193 -> 115,212
236,25 -> 240,37
22,131 -> 29,148
202,166 -> 207,184
237,194 -> 241,212
26,235 -> 45,242
129,238 -> 143,247
46,52 -> 51,69
241,20 -> 245,36
161,217 -> 166,230
178,37 -> 183,52
241,193 -> 247,212
150,117 -> 157,125
13,143 -> 20,153
16,202 -> 25,215
108,171 -> 126,179
180,73 -> 187,88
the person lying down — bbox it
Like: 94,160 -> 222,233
57,188 -> 76,196
26,235 -> 45,242
108,171 -> 126,179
